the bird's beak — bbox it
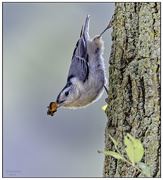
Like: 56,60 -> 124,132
57,101 -> 65,108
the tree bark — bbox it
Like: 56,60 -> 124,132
103,2 -> 160,177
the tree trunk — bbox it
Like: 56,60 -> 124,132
103,2 -> 160,178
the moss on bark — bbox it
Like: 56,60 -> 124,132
104,2 -> 160,177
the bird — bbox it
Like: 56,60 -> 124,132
47,15 -> 113,115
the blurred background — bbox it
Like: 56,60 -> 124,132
3,2 -> 115,177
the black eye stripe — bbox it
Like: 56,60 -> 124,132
62,81 -> 72,91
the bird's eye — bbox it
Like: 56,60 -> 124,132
65,91 -> 69,96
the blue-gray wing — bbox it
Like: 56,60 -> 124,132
67,15 -> 90,83
67,54 -> 89,83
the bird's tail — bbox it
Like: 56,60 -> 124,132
72,15 -> 90,61
83,15 -> 90,42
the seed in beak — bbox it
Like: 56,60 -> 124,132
47,102 -> 58,116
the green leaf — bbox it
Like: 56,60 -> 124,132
102,105 -> 107,111
124,133 -> 144,165
109,134 -> 118,147
124,136 -> 134,164
139,162 -> 151,177
98,150 -> 123,160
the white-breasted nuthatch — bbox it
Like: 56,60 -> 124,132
47,15 -> 113,114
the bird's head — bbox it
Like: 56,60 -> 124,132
56,81 -> 80,108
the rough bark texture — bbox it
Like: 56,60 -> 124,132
104,2 -> 160,177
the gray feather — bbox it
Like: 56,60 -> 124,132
67,15 -> 90,83
67,56 -> 89,83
